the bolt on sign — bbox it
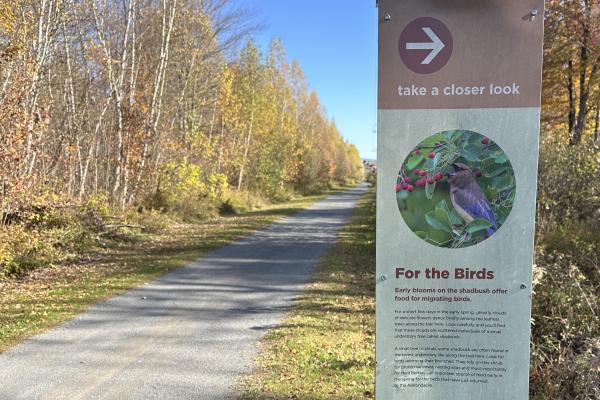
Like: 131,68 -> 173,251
376,1 -> 544,399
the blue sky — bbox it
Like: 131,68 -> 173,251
247,0 -> 378,159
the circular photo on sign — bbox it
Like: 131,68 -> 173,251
395,130 -> 516,248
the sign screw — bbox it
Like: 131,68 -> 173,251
380,275 -> 388,282
384,13 -> 391,23
528,8 -> 538,21
520,283 -> 527,289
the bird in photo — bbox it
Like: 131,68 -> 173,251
448,162 -> 497,237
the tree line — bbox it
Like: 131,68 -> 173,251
544,0 -> 600,145
0,0 -> 363,216
528,2 -> 599,398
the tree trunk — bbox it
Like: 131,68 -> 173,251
567,59 -> 576,135
594,95 -> 600,142
572,3 -> 595,146
237,94 -> 255,191
128,0 -> 177,206
217,119 -> 225,174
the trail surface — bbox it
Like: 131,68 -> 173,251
0,184 -> 368,400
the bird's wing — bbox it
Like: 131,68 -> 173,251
452,186 -> 497,229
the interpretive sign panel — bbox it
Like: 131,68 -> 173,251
376,1 -> 545,399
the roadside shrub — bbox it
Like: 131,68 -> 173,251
297,183 -> 325,196
531,132 -> 599,398
0,186 -> 101,278
45,224 -> 95,254
143,188 -> 171,212
530,341 -> 599,400
83,194 -> 111,218
125,208 -> 173,234
542,222 -> 599,283
219,190 -> 267,215
174,198 -> 219,222
0,225 -> 58,278
144,161 -> 227,221
366,171 -> 377,186
537,136 -> 599,233
532,251 -> 597,351
270,189 -> 295,203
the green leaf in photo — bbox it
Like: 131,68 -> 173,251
425,181 -> 435,199
435,199 -> 451,214
479,157 -> 497,169
483,165 -> 508,178
485,185 -> 498,202
425,210 -> 451,232
435,207 -> 452,231
508,189 -> 516,204
449,209 -> 464,225
397,190 -> 410,201
468,133 -> 484,145
406,154 -> 425,171
444,130 -> 459,143
495,153 -> 509,164
415,231 -> 428,240
485,144 -> 501,153
495,207 -> 511,225
492,175 -> 515,192
466,218 -> 493,234
424,153 -> 442,199
426,154 -> 435,171
462,144 -> 482,161
456,130 -> 472,143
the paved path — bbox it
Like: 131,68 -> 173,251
0,184 -> 368,400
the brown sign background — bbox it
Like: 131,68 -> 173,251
378,0 -> 545,109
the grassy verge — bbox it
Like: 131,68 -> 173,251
239,188 -> 376,400
0,190 -> 341,353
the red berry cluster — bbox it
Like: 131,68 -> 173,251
396,182 -> 414,192
397,169 -> 445,193
414,141 -> 446,156
397,139 -> 490,195
415,148 -> 438,159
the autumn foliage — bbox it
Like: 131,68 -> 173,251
1,1 -> 598,398
0,0 -> 363,219
531,2 -> 600,399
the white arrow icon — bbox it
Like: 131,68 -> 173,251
406,27 -> 445,65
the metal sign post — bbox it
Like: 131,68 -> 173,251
376,1 -> 545,399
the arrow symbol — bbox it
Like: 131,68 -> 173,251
406,27 -> 445,65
